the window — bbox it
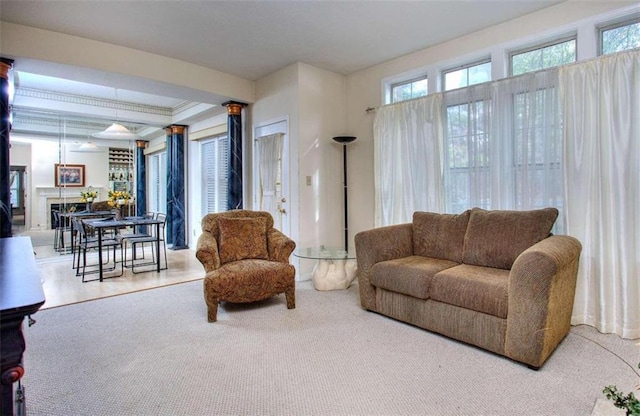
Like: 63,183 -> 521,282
599,18 -> 640,55
510,37 -> 576,75
443,60 -> 491,91
442,71 -> 563,232
444,94 -> 492,212
390,75 -> 428,103
201,134 -> 228,213
148,152 -> 167,214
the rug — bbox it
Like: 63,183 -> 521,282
20,281 -> 639,415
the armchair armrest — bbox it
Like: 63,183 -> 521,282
267,229 -> 296,263
196,232 -> 221,273
354,223 -> 413,310
505,235 -> 582,368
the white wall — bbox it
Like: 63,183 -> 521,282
10,135 -> 110,229
345,0 -> 638,239
1,22 -> 254,104
297,63 -> 348,250
251,62 -> 348,279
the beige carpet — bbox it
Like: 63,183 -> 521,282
22,280 -> 639,416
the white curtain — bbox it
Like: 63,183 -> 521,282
373,94 -> 444,226
560,50 -> 640,339
257,133 -> 284,228
442,70 -> 563,228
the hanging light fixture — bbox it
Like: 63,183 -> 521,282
71,141 -> 104,153
92,123 -> 138,140
92,88 -> 139,140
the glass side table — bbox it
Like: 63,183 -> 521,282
294,246 -> 357,291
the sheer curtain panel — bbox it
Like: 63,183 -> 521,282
373,94 -> 444,226
256,133 -> 284,227
560,50 -> 640,339
442,70 -> 563,226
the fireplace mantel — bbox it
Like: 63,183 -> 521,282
35,187 -> 109,229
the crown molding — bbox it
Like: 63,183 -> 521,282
15,87 -> 173,117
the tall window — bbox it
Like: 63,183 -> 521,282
201,134 -> 228,213
443,60 -> 491,91
390,75 -> 428,103
599,18 -> 640,55
148,152 -> 167,214
445,96 -> 491,212
510,37 -> 576,75
442,70 -> 563,231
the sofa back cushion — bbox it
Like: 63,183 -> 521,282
462,208 -> 558,270
413,210 -> 471,263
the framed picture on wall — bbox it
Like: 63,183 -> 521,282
54,164 -> 85,187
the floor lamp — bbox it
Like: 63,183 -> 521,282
332,136 -> 356,252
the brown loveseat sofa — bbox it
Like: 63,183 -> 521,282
354,208 -> 582,369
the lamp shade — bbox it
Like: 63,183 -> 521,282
92,123 -> 139,140
332,136 -> 357,144
71,142 -> 103,153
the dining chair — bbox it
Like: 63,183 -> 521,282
73,217 -> 123,282
121,213 -> 167,273
52,210 -> 72,252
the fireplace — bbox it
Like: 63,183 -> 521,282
36,187 -> 107,230
49,202 -> 89,229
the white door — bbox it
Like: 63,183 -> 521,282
254,119 -> 289,235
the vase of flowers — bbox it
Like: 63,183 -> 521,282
108,190 -> 131,220
80,189 -> 99,212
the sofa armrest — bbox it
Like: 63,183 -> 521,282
354,223 -> 413,310
267,229 -> 296,263
196,232 -> 221,273
505,235 -> 582,368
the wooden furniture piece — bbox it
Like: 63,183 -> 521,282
0,237 -> 45,415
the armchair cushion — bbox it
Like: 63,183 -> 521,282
218,217 -> 269,264
462,208 -> 558,270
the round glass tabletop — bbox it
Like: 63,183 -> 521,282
294,246 -> 356,260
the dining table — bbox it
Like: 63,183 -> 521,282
58,211 -> 114,252
83,216 -> 165,282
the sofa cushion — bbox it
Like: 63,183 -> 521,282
430,264 -> 509,318
462,208 -> 558,270
413,210 -> 471,263
218,217 -> 269,264
371,256 -> 459,300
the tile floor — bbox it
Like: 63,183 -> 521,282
17,229 -> 204,309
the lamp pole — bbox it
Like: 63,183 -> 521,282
332,136 -> 356,252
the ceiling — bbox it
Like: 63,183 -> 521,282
1,0 -> 563,140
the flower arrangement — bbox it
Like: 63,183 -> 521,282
80,190 -> 98,202
107,190 -> 132,207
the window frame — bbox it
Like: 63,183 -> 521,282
508,34 -> 577,76
441,58 -> 492,92
148,151 -> 167,214
389,74 -> 429,103
597,15 -> 640,56
200,133 -> 229,214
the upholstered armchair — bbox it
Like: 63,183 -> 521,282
196,210 -> 296,322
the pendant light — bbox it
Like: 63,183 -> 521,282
71,141 -> 104,153
92,88 -> 139,140
92,123 -> 138,140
